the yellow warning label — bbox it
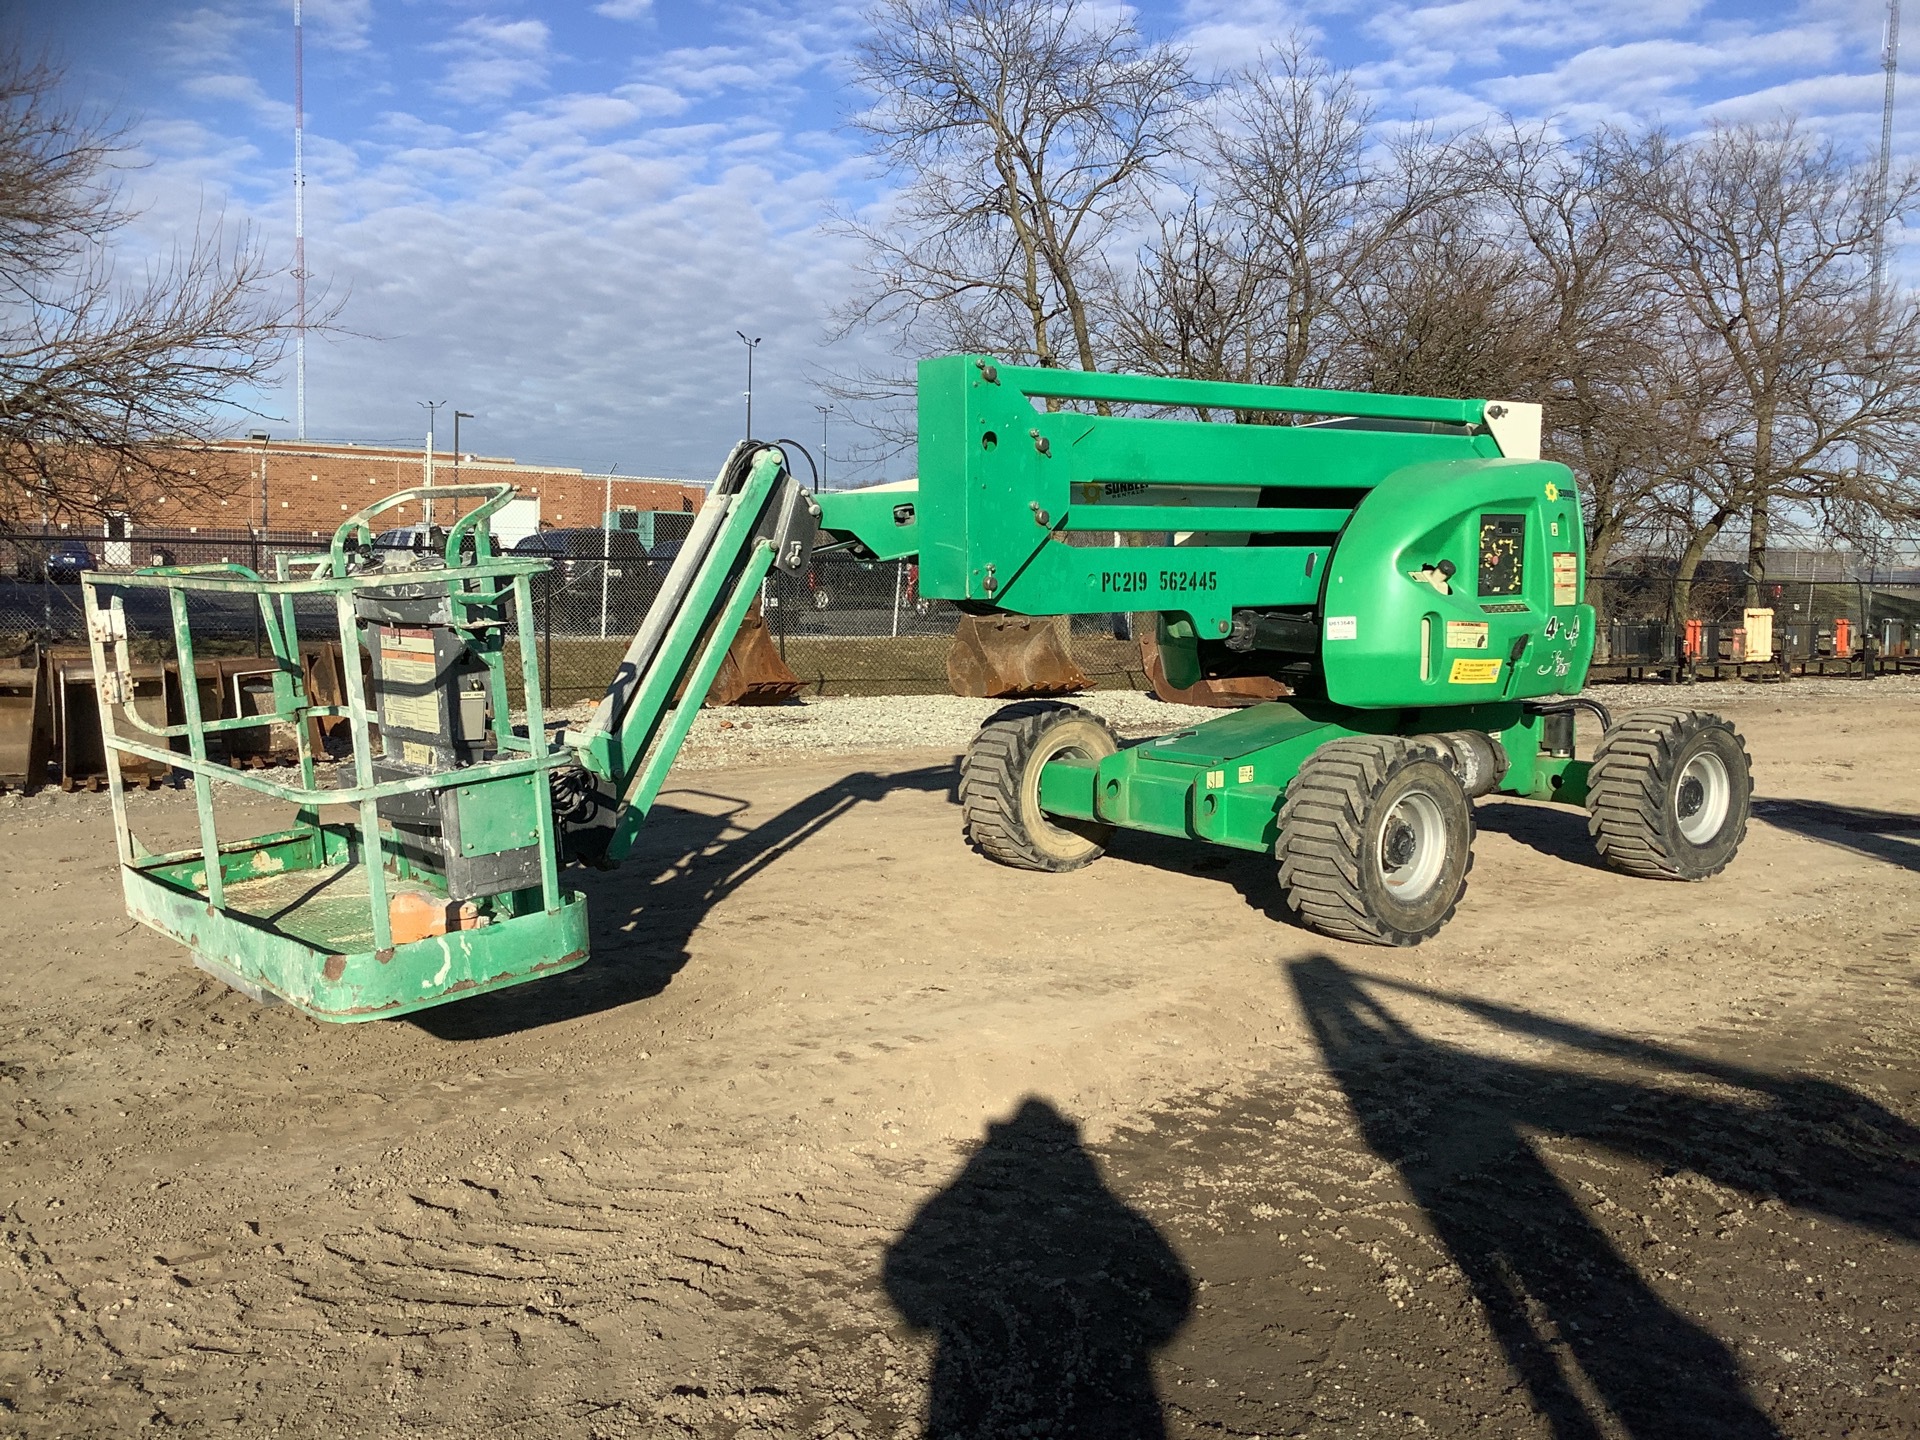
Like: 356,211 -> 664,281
1206,769 -> 1225,789
1445,620 -> 1489,650
1237,765 -> 1254,784
1448,658 -> 1502,685
1553,551 -> 1578,606
400,739 -> 439,768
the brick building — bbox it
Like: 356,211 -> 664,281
42,438 -> 706,543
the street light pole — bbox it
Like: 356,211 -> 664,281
419,399 -> 445,527
736,330 -> 761,439
453,410 -> 474,488
813,403 -> 831,493
598,464 -> 619,640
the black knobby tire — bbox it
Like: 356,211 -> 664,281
1588,708 -> 1751,880
960,702 -> 1119,872
1276,736 -> 1475,946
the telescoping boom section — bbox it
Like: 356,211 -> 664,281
83,446 -> 820,1021
815,356 -> 1752,947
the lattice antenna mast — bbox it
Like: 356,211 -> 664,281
289,0 -> 305,439
1872,0 -> 1902,319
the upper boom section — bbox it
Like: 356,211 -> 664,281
819,354 -> 1547,640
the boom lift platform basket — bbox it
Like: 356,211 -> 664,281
83,450 -> 821,1020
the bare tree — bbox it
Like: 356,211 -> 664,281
1121,41 -> 1465,395
1118,199 -> 1271,388
1636,120 -> 1920,609
0,56 -> 303,527
1470,124 -> 1708,609
1340,200 -> 1557,399
836,0 -> 1194,378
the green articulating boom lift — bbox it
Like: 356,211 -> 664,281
83,356 -> 1750,1021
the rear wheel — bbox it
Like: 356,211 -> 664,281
1588,708 -> 1750,879
1276,736 -> 1475,946
960,702 -> 1118,872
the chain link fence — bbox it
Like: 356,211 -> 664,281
1589,571 -> 1920,670
0,529 -> 1153,702
11,526 -> 1916,700
531,547 -> 1150,704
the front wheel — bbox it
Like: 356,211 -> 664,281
960,702 -> 1118,872
1587,708 -> 1750,879
1276,736 -> 1475,946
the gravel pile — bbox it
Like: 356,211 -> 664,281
1597,671 -> 1920,708
657,690 -> 1210,768
601,671 -> 1920,769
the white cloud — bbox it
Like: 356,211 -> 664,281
594,0 -> 655,19
1362,0 -> 1708,66
181,71 -> 293,127
1703,71 -> 1884,122
304,0 -> 373,52
1478,27 -> 1845,118
160,4 -> 257,70
1173,0 -> 1325,72
433,16 -> 554,104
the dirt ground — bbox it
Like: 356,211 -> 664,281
2,689 -> 1917,1438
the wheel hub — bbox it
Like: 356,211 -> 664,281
1378,791 -> 1447,901
1383,819 -> 1418,870
1675,750 -> 1732,845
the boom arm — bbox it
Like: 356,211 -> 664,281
563,442 -> 820,867
817,355 -> 1594,708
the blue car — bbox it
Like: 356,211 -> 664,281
45,538 -> 95,583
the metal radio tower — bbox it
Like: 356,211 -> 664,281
1871,0 -> 1902,318
291,0 -> 307,439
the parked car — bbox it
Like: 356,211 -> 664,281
373,524 -> 443,552
511,528 -> 656,633
368,524 -> 478,566
45,538 -> 96,583
510,528 -> 650,585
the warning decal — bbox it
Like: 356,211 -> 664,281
1445,620 -> 1489,650
379,627 -> 441,734
1553,552 -> 1578,606
1448,658 -> 1503,685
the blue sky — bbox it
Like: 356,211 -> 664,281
3,0 -> 1911,481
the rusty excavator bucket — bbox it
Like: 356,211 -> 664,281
0,646 -> 52,792
704,599 -> 804,706
1139,635 -> 1290,708
947,613 -> 1090,698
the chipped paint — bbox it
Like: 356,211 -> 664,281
123,861 -> 590,1023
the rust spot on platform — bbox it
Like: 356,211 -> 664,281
321,954 -> 346,982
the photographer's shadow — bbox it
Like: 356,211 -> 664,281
884,1097 -> 1192,1438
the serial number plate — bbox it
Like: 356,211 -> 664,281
1098,568 -> 1220,594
